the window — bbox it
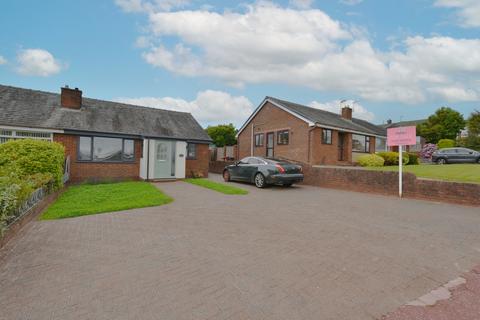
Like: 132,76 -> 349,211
277,130 -> 289,145
78,136 -> 135,162
247,157 -> 264,165
255,133 -> 264,147
79,137 -> 92,161
375,137 -> 387,152
157,143 -> 168,161
352,134 -> 371,153
322,129 -> 332,144
186,143 -> 197,159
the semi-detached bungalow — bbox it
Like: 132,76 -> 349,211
0,85 -> 212,182
237,97 -> 387,165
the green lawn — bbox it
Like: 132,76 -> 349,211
41,181 -> 173,220
367,164 -> 480,184
184,178 -> 248,195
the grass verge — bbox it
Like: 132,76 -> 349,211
366,164 -> 480,184
184,178 -> 248,195
41,181 -> 173,220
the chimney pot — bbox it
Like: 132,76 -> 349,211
341,106 -> 352,120
387,119 -> 392,124
61,86 -> 82,109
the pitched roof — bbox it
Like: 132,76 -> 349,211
381,119 -> 427,129
0,85 -> 211,142
238,96 -> 386,137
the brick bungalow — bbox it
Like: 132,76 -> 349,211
237,97 -> 387,165
0,85 -> 211,182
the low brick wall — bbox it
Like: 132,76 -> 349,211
303,166 -> 480,206
0,188 -> 64,249
209,161 -> 234,174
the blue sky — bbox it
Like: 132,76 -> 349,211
0,0 -> 479,127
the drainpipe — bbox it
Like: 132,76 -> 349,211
146,138 -> 150,180
307,124 -> 317,164
250,124 -> 254,156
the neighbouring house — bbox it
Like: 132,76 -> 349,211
381,119 -> 426,152
236,97 -> 387,165
0,84 -> 211,182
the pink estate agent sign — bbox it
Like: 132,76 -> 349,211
387,126 -> 417,146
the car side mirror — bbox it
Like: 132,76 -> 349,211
469,151 -> 473,154
234,161 -> 240,166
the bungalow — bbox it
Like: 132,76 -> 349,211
236,97 -> 387,165
0,85 -> 211,182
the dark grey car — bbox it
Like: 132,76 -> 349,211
223,157 -> 303,188
431,147 -> 480,164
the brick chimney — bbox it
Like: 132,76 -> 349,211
341,106 -> 352,120
61,86 -> 82,109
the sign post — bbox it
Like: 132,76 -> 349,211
387,126 -> 416,197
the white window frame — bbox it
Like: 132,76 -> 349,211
0,126 -> 59,144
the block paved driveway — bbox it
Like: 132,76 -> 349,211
1,174 -> 480,320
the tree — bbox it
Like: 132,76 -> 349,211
467,110 -> 480,136
417,107 -> 465,143
205,124 -> 237,147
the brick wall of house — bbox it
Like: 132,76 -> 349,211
237,101 -> 311,162
310,128 -> 354,165
186,143 -> 209,178
53,134 -> 142,182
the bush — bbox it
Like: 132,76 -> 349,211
457,136 -> 480,151
437,139 -> 456,149
407,152 -> 420,165
420,143 -> 438,160
0,170 -> 35,235
0,139 -> 65,188
357,154 -> 385,167
377,151 -> 409,166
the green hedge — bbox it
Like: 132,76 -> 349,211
377,151 -> 409,166
0,139 -> 65,188
357,154 -> 385,167
438,139 -> 456,149
0,139 -> 65,235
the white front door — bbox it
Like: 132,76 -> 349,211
154,140 -> 175,178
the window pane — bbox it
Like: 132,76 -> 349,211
93,137 -> 122,161
322,129 -> 332,144
375,138 -> 386,152
123,140 -> 134,161
187,143 -> 196,159
277,130 -> 289,145
78,137 -> 92,160
352,134 -> 366,152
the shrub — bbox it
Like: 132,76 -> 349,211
357,154 -> 385,167
420,143 -> 438,160
457,136 -> 480,151
377,151 -> 409,166
437,139 -> 456,149
0,139 -> 65,188
407,152 -> 420,165
0,170 -> 35,235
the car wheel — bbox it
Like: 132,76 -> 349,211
436,158 -> 447,165
223,170 -> 231,182
254,173 -> 266,188
283,183 -> 293,187
477,158 -> 480,164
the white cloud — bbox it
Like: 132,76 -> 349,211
115,0 -> 190,12
0,55 -> 7,65
289,0 -> 314,9
116,90 -> 254,126
16,49 -> 63,76
427,86 -> 479,102
122,2 -> 480,104
340,0 -> 363,5
434,0 -> 480,28
309,100 -> 375,121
